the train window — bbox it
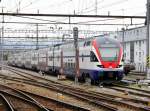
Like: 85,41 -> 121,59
78,41 -> 84,47
71,63 -> 73,68
82,54 -> 84,62
86,41 -> 91,46
65,63 -> 67,67
90,51 -> 98,62
84,42 -> 86,46
73,63 -> 75,68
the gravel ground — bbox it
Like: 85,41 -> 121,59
0,79 -> 103,111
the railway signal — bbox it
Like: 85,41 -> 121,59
73,27 -> 79,84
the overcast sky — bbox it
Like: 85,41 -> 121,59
0,0 -> 147,31
0,0 -> 146,15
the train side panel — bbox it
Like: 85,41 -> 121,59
24,51 -> 32,69
31,50 -> 38,71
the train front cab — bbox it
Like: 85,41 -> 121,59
90,37 -> 124,84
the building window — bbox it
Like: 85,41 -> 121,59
49,56 -> 53,61
124,43 -> 126,50
139,41 -> 141,48
57,55 -> 59,61
136,52 -> 138,55
139,52 -> 141,61
124,53 -> 126,58
136,30 -> 139,36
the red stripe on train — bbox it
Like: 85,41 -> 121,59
92,39 -> 122,68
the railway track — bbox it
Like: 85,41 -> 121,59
0,84 -> 49,111
0,71 -> 117,111
1,65 -> 150,111
0,84 -> 91,111
0,90 -> 49,111
110,83 -> 150,99
0,93 -> 15,111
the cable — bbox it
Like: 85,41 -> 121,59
20,0 -> 42,11
77,0 -> 128,14
8,0 -> 41,13
77,0 -> 104,14
75,18 -> 120,24
14,16 -> 64,23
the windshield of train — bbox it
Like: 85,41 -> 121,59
99,46 -> 119,62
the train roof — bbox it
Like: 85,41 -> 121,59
52,35 -> 119,47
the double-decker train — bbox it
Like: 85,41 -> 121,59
8,36 -> 124,84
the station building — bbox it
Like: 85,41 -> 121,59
114,26 -> 147,72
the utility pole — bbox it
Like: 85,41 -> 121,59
73,27 -> 79,84
0,7 -> 4,69
146,0 -> 150,79
95,0 -> 97,15
36,23 -> 39,50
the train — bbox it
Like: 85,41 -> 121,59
8,36 -> 124,84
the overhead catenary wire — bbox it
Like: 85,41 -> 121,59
8,0 -> 41,13
77,0 -> 128,14
2,21 -> 144,26
77,0 -> 104,14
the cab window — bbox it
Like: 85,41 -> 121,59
90,51 -> 98,62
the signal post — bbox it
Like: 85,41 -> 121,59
147,0 -> 150,79
73,27 -> 79,84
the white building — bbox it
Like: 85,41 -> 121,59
115,26 -> 147,72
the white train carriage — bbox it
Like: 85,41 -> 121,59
8,36 -> 123,84
24,51 -> 32,69
13,54 -> 18,66
52,44 -> 61,73
37,48 -> 48,71
7,54 -> 15,66
31,50 -> 38,71
47,37 -> 124,83
47,47 -> 54,72
16,53 -> 23,67
60,42 -> 76,77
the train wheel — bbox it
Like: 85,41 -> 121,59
90,79 -> 95,85
117,77 -> 123,81
79,73 -> 84,82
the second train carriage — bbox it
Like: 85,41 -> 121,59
8,36 -> 124,84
